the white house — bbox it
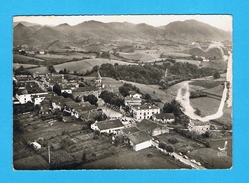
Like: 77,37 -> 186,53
15,89 -> 48,105
188,119 -> 210,135
126,131 -> 152,151
91,119 -> 125,134
29,141 -> 42,150
131,104 -> 160,121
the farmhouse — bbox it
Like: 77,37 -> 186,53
137,119 -> 169,136
91,119 -> 125,134
152,113 -> 175,123
188,119 -> 210,135
126,131 -> 152,151
131,104 -> 160,121
15,88 -> 48,105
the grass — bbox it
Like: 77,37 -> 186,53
13,54 -> 44,63
79,147 -> 188,169
188,148 -> 232,169
54,58 -> 137,74
13,63 -> 39,69
28,66 -> 49,74
190,80 -> 224,89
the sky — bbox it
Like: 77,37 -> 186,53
14,15 -> 232,32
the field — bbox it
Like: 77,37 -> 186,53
190,80 -> 224,89
13,63 -> 39,69
79,147 -> 188,169
54,58 -> 137,74
28,66 -> 49,74
190,97 -> 232,125
119,49 -> 160,62
13,54 -> 44,63
188,148 -> 232,169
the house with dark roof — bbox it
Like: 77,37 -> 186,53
121,126 -> 140,135
152,113 -> 175,123
188,119 -> 210,135
137,119 -> 169,136
91,119 -> 124,134
126,131 -> 152,151
51,96 -> 72,110
72,86 -> 99,99
63,100 -> 97,119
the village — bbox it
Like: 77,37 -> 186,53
13,65 -> 232,170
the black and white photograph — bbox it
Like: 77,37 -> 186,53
13,15 -> 232,170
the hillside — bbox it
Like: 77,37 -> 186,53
13,19 -> 231,48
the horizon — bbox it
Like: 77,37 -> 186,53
13,15 -> 232,32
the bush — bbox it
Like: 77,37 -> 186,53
168,138 -> 178,144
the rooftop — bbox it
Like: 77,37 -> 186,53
73,86 -> 98,92
96,119 -> 124,131
121,126 -> 140,134
137,119 -> 163,131
133,104 -> 160,110
154,113 -> 175,119
126,131 -> 152,145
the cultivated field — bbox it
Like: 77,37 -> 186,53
13,63 -> 39,69
54,58 -> 137,74
79,147 -> 188,169
14,54 -> 44,63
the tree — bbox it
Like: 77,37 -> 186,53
165,145 -> 174,153
213,71 -> 220,79
47,65 -> 56,73
168,138 -> 178,144
75,96 -> 82,103
163,102 -> 174,113
158,142 -> 166,149
84,95 -> 98,105
144,93 -> 152,102
53,83 -> 61,96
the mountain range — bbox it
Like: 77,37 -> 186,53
13,19 -> 232,49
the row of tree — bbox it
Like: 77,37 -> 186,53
99,90 -> 124,107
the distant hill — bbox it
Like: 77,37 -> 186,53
13,19 -> 232,48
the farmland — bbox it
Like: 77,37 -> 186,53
54,58 -> 137,74
79,147 -> 188,169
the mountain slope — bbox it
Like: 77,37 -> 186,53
13,19 -> 232,48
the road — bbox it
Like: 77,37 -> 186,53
171,152 -> 206,169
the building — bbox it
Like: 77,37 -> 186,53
152,113 -> 175,123
188,119 -> 210,135
91,119 -> 125,134
124,96 -> 142,106
126,131 -> 152,151
51,96 -> 72,110
63,101 -> 97,119
131,104 -> 160,121
129,91 -> 142,99
137,119 -> 169,136
95,69 -> 102,87
72,86 -> 99,99
15,88 -> 47,105
29,142 -> 42,150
